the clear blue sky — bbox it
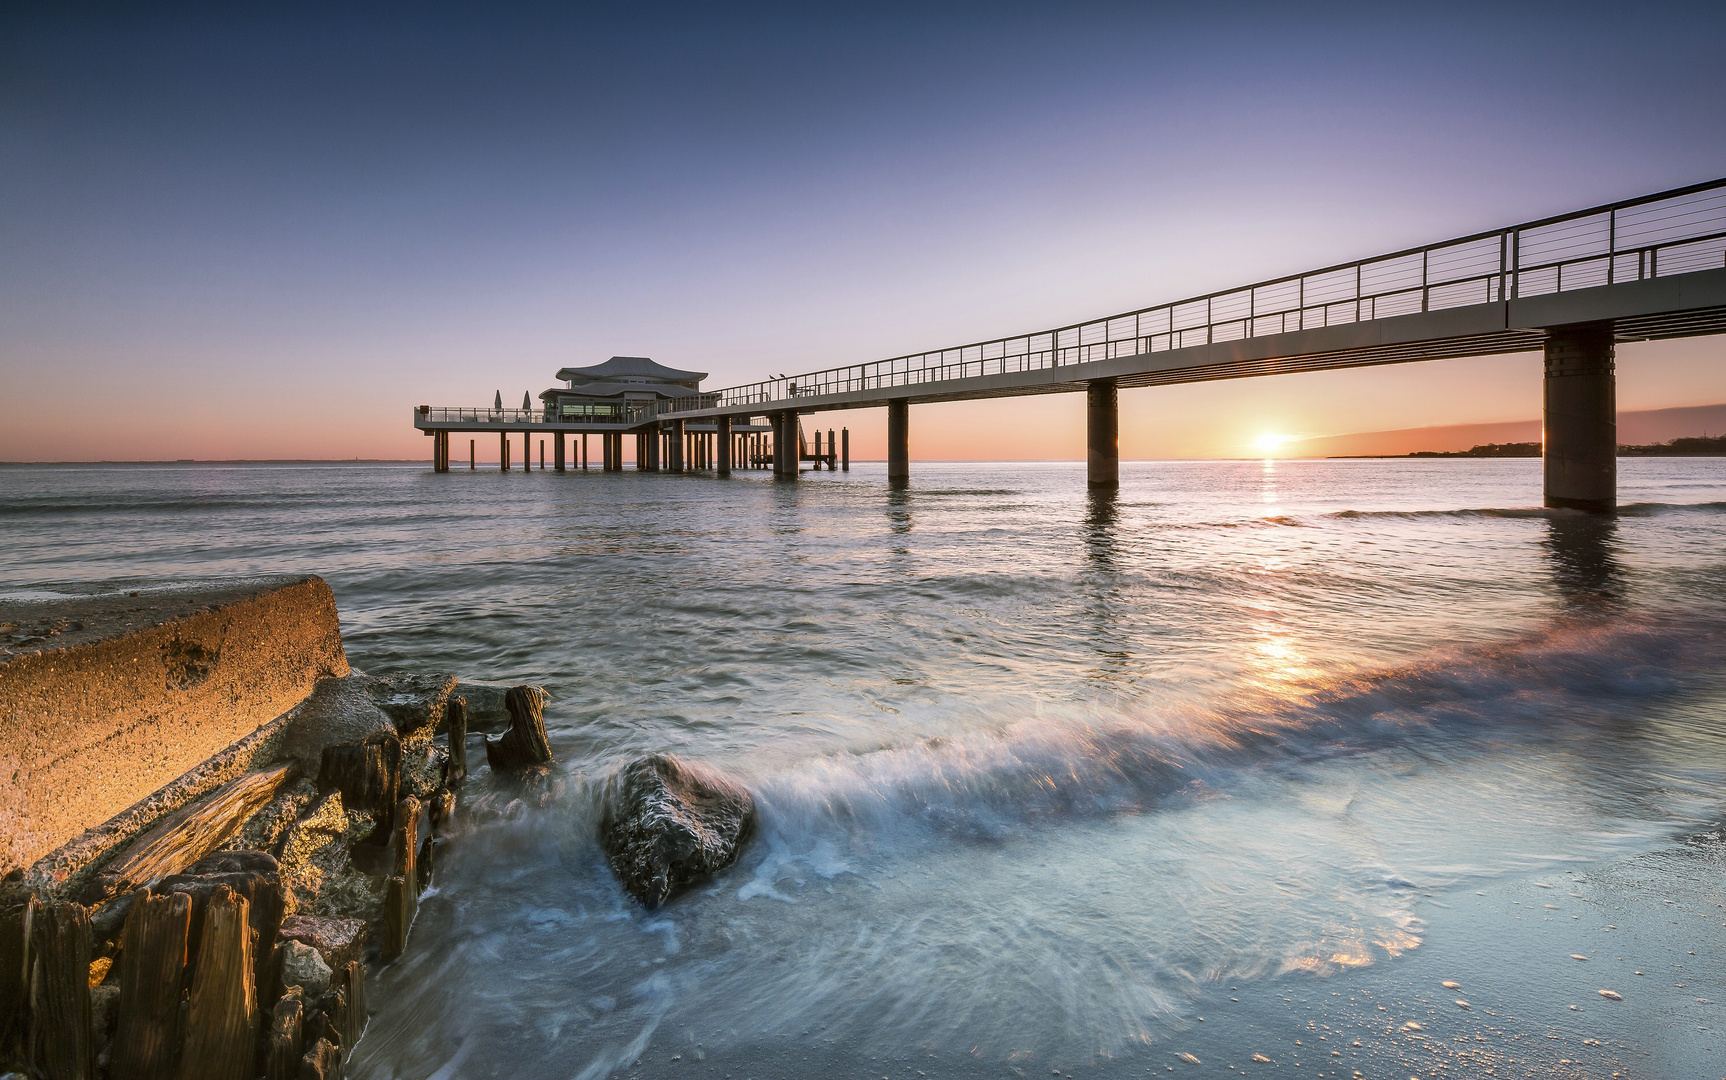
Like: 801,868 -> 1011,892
3,1 -> 1723,459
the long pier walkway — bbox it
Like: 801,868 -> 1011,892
422,177 -> 1726,511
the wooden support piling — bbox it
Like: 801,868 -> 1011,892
111,889 -> 191,1080
178,886 -> 256,1080
842,427 -> 849,470
499,431 -> 508,473
469,439 -> 474,470
31,900 -> 93,1080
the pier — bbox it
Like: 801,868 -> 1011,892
417,177 -> 1726,511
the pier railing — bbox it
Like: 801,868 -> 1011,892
659,177 -> 1726,414
416,405 -> 658,426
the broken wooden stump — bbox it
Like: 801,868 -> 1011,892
444,696 -> 468,788
317,734 -> 401,843
83,765 -> 297,905
265,988 -> 304,1080
178,885 -> 256,1080
333,961 -> 365,1053
380,876 -> 410,963
380,796 -> 421,962
483,686 -> 553,772
31,899 -> 94,1080
157,850 -> 282,1000
428,789 -> 455,833
110,889 -> 191,1080
0,894 -> 37,1065
298,1036 -> 341,1080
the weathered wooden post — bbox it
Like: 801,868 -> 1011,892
111,889 -> 191,1080
178,886 -> 256,1080
382,796 -> 421,961
31,900 -> 93,1080
263,988 -> 303,1080
0,895 -> 36,1064
445,696 -> 467,787
484,686 -> 553,771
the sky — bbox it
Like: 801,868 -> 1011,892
3,1 -> 1724,462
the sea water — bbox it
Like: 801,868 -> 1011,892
4,458 -> 1725,1077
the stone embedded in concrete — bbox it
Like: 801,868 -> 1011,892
0,575 -> 349,877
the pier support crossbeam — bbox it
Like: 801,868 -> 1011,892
1087,378 -> 1119,488
1543,321 -> 1616,513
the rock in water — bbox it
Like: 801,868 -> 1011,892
600,755 -> 755,908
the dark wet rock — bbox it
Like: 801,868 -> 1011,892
448,682 -> 513,734
600,755 -> 755,908
279,939 -> 333,997
362,673 -> 458,736
280,677 -> 397,773
399,739 -> 449,800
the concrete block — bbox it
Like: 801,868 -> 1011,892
0,576 -> 349,877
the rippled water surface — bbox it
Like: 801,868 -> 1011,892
5,458 -> 1726,1077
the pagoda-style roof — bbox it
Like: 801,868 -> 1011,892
554,356 -> 707,385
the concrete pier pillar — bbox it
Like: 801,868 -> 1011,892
669,419 -> 686,473
887,399 -> 909,484
717,415 -> 733,475
580,434 -> 587,470
554,432 -> 565,472
500,431 -> 509,473
469,439 -> 475,470
842,427 -> 850,471
772,412 -> 796,477
1086,378 -> 1119,488
1543,321 -> 1616,513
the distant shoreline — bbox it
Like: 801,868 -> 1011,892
1332,435 -> 1726,460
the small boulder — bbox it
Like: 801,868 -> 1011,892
280,939 -> 333,997
278,914 -> 368,972
600,755 -> 755,908
363,673 -> 458,736
279,677 -> 397,773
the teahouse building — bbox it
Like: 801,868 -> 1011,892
539,356 -> 709,422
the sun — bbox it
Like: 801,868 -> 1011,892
1253,432 -> 1292,454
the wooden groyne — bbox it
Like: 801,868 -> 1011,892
1,576 -> 546,1077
